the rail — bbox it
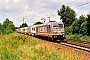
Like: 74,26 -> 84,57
61,39 -> 90,52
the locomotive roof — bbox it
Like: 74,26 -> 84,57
19,22 -> 64,29
40,21 -> 63,25
29,21 -> 63,27
30,22 -> 63,27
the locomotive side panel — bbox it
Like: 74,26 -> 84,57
36,25 -> 51,37
36,25 -> 50,33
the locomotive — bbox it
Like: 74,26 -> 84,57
17,21 -> 65,41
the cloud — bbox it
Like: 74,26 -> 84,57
0,0 -> 90,26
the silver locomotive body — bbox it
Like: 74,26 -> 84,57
36,21 -> 65,41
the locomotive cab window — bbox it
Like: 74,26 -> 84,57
58,24 -> 63,28
53,24 -> 58,27
53,24 -> 63,28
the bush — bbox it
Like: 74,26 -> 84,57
81,36 -> 90,42
65,26 -> 73,34
0,18 -> 15,34
66,33 -> 80,40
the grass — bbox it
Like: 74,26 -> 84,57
0,32 -> 61,60
0,32 -> 89,60
66,33 -> 90,42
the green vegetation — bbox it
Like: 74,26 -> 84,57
0,32 -> 88,60
66,34 -> 90,42
0,32 -> 62,60
20,23 -> 28,28
87,13 -> 90,35
0,18 -> 15,34
58,5 -> 90,42
65,13 -> 90,42
66,33 -> 80,40
58,5 -> 76,27
81,36 -> 90,42
64,12 -> 89,36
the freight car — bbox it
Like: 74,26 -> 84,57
17,21 -> 65,41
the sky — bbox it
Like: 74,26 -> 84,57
0,0 -> 90,27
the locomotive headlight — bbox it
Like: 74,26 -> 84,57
62,32 -> 65,35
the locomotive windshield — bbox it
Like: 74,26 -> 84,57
58,24 -> 63,28
53,24 -> 63,28
53,24 -> 58,27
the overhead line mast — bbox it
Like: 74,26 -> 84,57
23,17 -> 25,24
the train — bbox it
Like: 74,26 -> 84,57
17,21 -> 65,41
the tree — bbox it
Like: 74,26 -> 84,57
3,18 -> 15,34
71,15 -> 86,34
87,12 -> 90,35
72,18 -> 80,34
80,21 -> 87,35
58,5 -> 76,27
79,15 -> 86,34
33,21 -> 43,25
65,26 -> 73,35
20,23 -> 28,28
3,18 -> 10,28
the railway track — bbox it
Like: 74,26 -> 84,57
61,39 -> 90,52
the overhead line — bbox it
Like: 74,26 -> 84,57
46,13 -> 57,18
25,18 -> 33,22
75,2 -> 90,8
68,0 -> 78,5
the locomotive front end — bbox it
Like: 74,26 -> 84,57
51,22 -> 65,41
